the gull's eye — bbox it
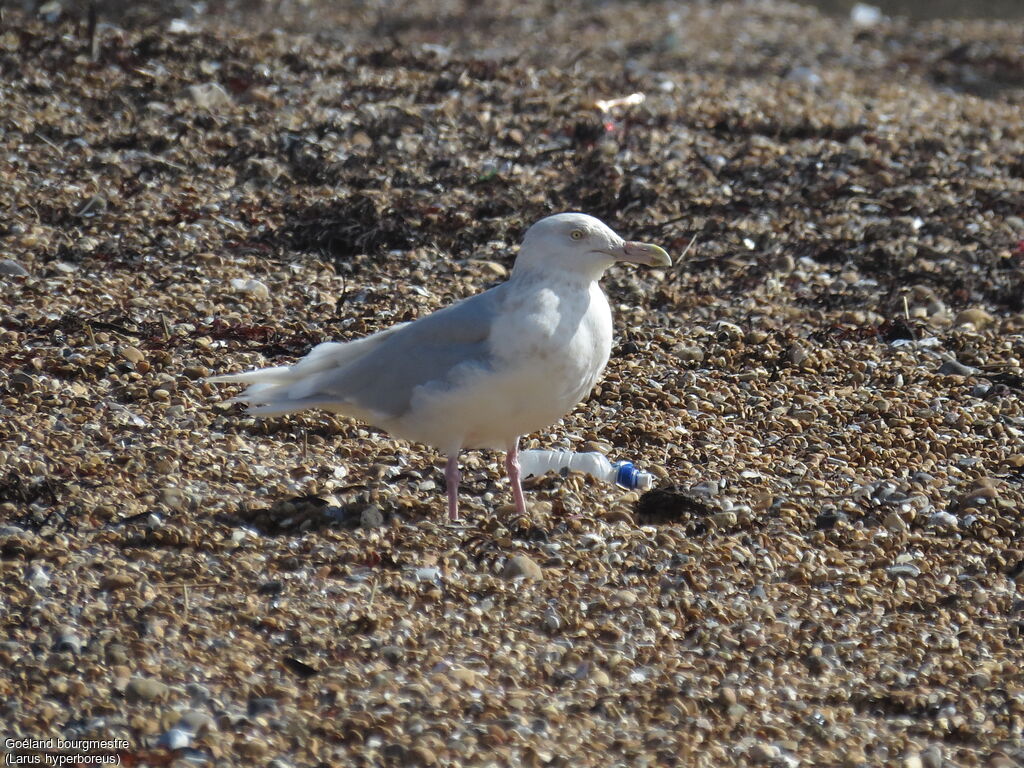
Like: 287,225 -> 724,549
570,230 -> 585,241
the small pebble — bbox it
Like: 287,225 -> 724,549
158,727 -> 191,750
189,82 -> 234,109
184,683 -> 211,703
750,743 -> 782,763
920,744 -> 944,768
25,565 -> 49,589
788,344 -> 809,366
360,505 -> 385,528
785,67 -> 821,86
543,607 -> 562,632
105,643 -> 129,664
449,667 -> 479,687
727,703 -> 748,722
954,308 -> 994,328
611,589 -> 638,607
125,677 -> 170,703
101,573 -> 135,591
236,738 -> 269,759
936,359 -> 977,376
714,321 -> 743,345
230,277 -> 271,300
675,345 -> 705,363
711,510 -> 737,527
0,258 -> 29,276
53,629 -> 83,654
887,564 -> 922,579
248,697 -> 279,717
120,346 -> 145,365
928,511 -> 958,528
502,554 -> 543,580
815,511 -> 846,530
176,709 -> 215,734
850,3 -> 882,27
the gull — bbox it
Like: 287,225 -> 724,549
210,212 -> 671,520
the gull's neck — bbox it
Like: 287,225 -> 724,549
510,263 -> 607,285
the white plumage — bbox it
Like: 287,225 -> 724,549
210,212 -> 671,520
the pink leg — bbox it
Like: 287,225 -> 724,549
505,437 -> 528,516
444,454 -> 461,521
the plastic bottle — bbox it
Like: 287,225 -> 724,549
517,450 -> 655,491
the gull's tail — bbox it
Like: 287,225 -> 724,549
207,364 -> 304,415
207,326 -> 403,416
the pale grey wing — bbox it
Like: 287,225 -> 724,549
252,283 -> 507,419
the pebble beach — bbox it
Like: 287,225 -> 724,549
1,1 -> 1024,765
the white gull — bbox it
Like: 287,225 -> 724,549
209,212 -> 671,520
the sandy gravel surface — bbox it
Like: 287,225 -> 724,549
1,1 -> 1024,766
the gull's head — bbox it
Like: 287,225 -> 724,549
514,212 -> 671,279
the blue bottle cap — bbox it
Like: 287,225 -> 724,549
614,461 -> 638,489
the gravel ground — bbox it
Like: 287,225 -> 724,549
2,1 -> 1024,766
